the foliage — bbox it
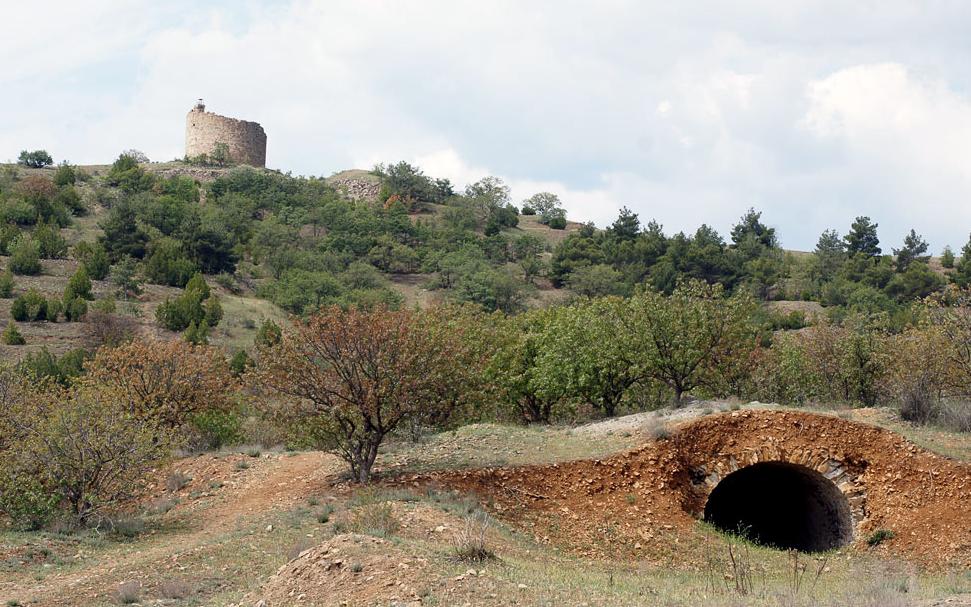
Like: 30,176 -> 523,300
11,288 -> 48,321
84,338 -> 234,428
143,238 -> 198,287
0,270 -> 14,298
844,216 -> 881,258
626,281 -> 758,404
155,273 -> 221,331
34,220 -> 67,259
0,381 -> 173,526
19,348 -> 88,386
110,255 -> 143,299
942,246 -> 955,269
2,322 -> 25,345
8,233 -> 42,275
64,265 -> 93,301
255,306 -> 483,482
72,240 -> 110,280
17,150 -> 53,168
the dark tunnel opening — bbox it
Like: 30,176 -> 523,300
703,461 -> 853,552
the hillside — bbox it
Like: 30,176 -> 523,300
0,159 -> 580,359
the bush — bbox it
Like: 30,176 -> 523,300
46,298 -> 63,322
19,348 -> 88,385
143,238 -> 197,287
189,409 -> 244,450
867,529 -> 895,546
85,338 -> 234,428
17,150 -> 53,168
52,163 -> 76,187
548,215 -> 567,230
64,296 -> 88,322
8,234 -> 42,275
34,221 -> 67,259
83,311 -> 138,348
72,241 -> 110,280
0,471 -> 58,530
453,511 -> 494,562
0,270 -> 14,298
0,385 -> 173,526
12,289 -> 47,321
64,266 -> 93,301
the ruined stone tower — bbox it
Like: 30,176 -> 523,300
185,101 -> 267,167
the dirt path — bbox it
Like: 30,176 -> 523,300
0,451 -> 341,606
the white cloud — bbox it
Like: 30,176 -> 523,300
4,1 -> 971,250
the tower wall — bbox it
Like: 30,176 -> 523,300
185,105 -> 266,167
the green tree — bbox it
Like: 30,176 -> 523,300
52,163 -> 76,187
628,280 -> 757,404
566,264 -> 628,297
942,246 -> 956,269
534,297 -> 644,417
71,241 -> 110,280
893,229 -> 929,272
730,208 -> 778,249
811,229 -> 846,283
110,256 -> 143,299
143,238 -> 197,287
844,216 -> 881,258
0,271 -> 14,298
17,150 -> 53,168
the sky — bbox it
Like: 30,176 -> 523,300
3,1 -> 971,251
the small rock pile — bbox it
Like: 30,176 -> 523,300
329,175 -> 382,202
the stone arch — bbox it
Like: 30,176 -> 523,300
685,445 -> 867,549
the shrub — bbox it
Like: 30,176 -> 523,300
867,529 -> 895,546
0,471 -> 58,530
183,319 -> 210,345
52,163 -> 76,187
72,241 -> 110,280
344,501 -> 400,538
19,348 -> 88,386
2,323 -> 25,346
64,266 -> 93,301
45,298 -> 63,322
229,350 -> 252,376
158,579 -> 193,600
143,238 -> 197,287
942,246 -> 956,269
34,221 -> 67,259
84,338 -> 234,428
12,289 -> 47,321
0,385 -> 173,526
115,581 -> 141,605
83,311 -> 137,348
189,409 -> 243,450
254,318 -> 282,348
64,296 -> 88,322
165,471 -> 191,493
8,234 -> 41,275
548,215 -> 567,230
17,150 -> 53,168
0,270 -> 14,297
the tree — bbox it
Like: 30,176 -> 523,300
487,310 -> 565,423
534,297 -> 645,417
72,241 -> 110,280
844,216 -> 881,257
17,150 -> 53,168
952,234 -> 971,288
110,256 -> 143,299
730,208 -> 778,249
811,229 -> 845,283
143,238 -> 197,287
942,246 -> 956,269
2,323 -> 25,346
522,192 -> 565,226
893,229 -> 929,272
52,163 -> 76,187
566,264 -> 627,297
64,266 -> 92,301
608,207 -> 641,241
84,339 -> 233,428
627,280 -> 757,404
255,307 -> 479,482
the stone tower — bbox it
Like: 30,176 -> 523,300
185,101 -> 267,167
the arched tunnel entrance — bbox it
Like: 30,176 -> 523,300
703,461 -> 853,552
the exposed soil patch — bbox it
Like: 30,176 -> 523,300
433,410 -> 971,569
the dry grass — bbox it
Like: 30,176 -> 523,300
453,511 -> 495,563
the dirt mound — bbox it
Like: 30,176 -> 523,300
242,534 -> 429,607
435,410 -> 971,569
